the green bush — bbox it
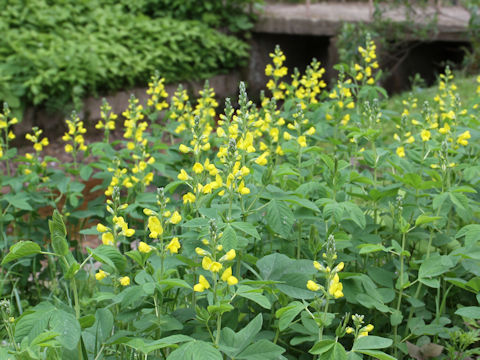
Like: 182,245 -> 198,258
0,0 -> 250,113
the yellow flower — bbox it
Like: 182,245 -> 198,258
346,327 -> 354,334
421,129 -> 431,142
192,162 -> 204,174
283,132 -> 292,140
148,216 -> 163,238
183,192 -> 196,204
169,211 -> 182,224
255,152 -> 268,166
396,146 -> 405,158
102,232 -> 114,245
238,181 -> 250,195
178,169 -> 189,181
65,144 -> 73,153
124,228 -> 135,237
406,135 -> 415,144
307,280 -> 321,291
138,241 -> 152,253
328,273 -> 344,298
221,267 -> 238,285
179,144 -> 191,153
166,237 -> 181,254
95,269 -> 107,281
195,247 -> 209,256
119,276 -> 130,286
202,256 -> 213,270
297,136 -> 307,147
439,123 -> 450,134
210,262 -> 222,273
221,249 -> 236,262
97,223 -> 109,233
194,275 -> 210,292
457,130 -> 471,146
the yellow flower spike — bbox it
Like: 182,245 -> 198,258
166,237 -> 181,254
192,162 -> 204,174
119,276 -> 130,286
307,280 -> 321,292
328,273 -> 344,298
169,211 -> 182,225
138,241 -> 152,253
95,269 -> 108,281
97,223 -> 109,233
102,232 -> 114,245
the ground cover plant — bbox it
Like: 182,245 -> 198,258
1,37 -> 480,359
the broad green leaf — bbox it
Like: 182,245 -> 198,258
318,342 -> 347,360
237,285 -> 271,309
352,336 -> 393,350
50,310 -> 81,350
4,193 -> 32,210
167,340 -> 223,360
158,279 -> 192,290
221,224 -> 238,251
455,306 -> 480,319
276,301 -> 305,331
355,350 -> 396,360
236,339 -> 285,360
49,210 -> 68,256
2,241 -> 41,265
231,222 -> 260,240
309,340 -> 335,355
418,255 -> 455,279
415,214 -> 442,227
265,199 -> 294,238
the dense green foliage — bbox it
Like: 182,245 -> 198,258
0,0 -> 250,113
1,40 -> 480,359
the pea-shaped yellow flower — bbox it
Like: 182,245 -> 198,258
307,280 -> 321,292
193,162 -> 204,174
119,276 -> 130,286
194,275 -> 210,292
138,241 -> 152,253
95,269 -> 108,281
166,237 -> 181,254
169,211 -> 182,224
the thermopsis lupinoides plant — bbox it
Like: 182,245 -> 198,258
1,37 -> 480,360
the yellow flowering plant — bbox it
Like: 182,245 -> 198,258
2,37 -> 480,360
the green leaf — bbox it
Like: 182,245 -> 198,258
319,342 -> 347,360
276,301 -> 305,331
182,218 -> 210,228
158,279 -> 192,290
309,340 -> 336,355
79,165 -> 93,181
352,336 -> 393,350
49,210 -> 69,256
358,244 -> 386,254
231,222 -> 260,240
418,255 -> 455,279
2,241 -> 41,265
236,285 -> 271,309
355,350 -> 396,360
50,310 -> 81,350
4,193 -> 32,210
167,340 -> 223,360
455,306 -> 480,319
415,214 -> 442,227
236,339 -> 285,359
30,331 -> 60,347
89,245 -> 127,272
221,224 -> 238,251
265,199 -> 294,238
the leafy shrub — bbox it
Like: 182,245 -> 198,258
0,0 -> 249,113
